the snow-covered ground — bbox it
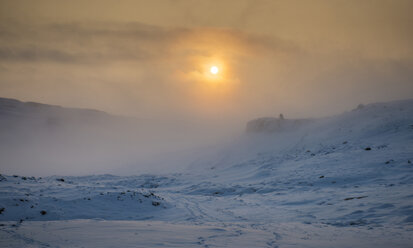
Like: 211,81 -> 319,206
1,99 -> 413,247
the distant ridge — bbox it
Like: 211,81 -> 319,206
0,97 -> 109,117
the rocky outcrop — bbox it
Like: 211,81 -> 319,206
246,116 -> 311,133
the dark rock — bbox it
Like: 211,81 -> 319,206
319,176 -> 325,178
152,201 -> 160,206
246,117 -> 311,133
364,147 -> 371,151
143,192 -> 155,198
344,196 -> 367,201
0,207 -> 4,214
56,178 -> 65,182
0,174 -> 7,181
40,210 -> 47,215
348,219 -> 366,226
353,104 -> 365,111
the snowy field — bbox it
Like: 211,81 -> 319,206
1,99 -> 413,247
1,220 -> 411,248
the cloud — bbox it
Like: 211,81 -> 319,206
0,18 -> 412,122
0,47 -> 79,63
0,21 -> 299,64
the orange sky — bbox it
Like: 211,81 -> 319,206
0,0 -> 412,122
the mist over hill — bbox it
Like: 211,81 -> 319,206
0,97 -> 234,176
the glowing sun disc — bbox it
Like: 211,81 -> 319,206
210,66 -> 219,75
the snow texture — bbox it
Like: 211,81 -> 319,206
1,99 -> 413,247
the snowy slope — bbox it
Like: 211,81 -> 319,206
0,99 -> 413,247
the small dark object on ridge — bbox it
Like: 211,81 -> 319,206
56,178 -> 65,182
152,201 -> 160,206
342,141 -> 348,144
40,210 -> 47,215
319,176 -> 324,178
0,207 -> 5,214
408,160 -> 411,164
364,147 -> 371,151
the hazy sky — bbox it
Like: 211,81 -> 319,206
1,0 -> 412,122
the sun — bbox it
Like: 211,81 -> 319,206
210,66 -> 219,75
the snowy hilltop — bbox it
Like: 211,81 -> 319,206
0,99 -> 413,247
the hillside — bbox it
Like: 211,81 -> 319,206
0,99 -> 413,247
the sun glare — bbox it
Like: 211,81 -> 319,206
210,66 -> 219,75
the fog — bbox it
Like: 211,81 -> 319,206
0,0 -> 412,175
0,98 -> 240,176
